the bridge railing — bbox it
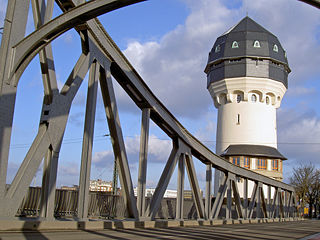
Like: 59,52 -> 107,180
16,187 -> 294,220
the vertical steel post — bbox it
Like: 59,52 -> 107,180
226,178 -> 232,219
40,148 -> 59,219
78,61 -> 99,220
256,183 -> 261,219
137,108 -> 150,218
267,185 -> 271,218
205,164 -> 212,220
244,178 -> 248,219
176,153 -> 185,220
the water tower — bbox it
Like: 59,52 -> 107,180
204,17 -> 290,194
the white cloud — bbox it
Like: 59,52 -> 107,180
119,0 -> 320,123
278,108 -> 320,168
92,150 -> 114,169
122,0 -> 238,119
63,31 -> 74,44
59,163 -> 79,176
194,112 -> 217,150
92,135 -> 172,169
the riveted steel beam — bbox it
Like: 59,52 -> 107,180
137,108 -> 151,218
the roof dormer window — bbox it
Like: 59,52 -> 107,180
215,44 -> 221,53
253,40 -> 261,48
232,41 -> 239,48
273,44 -> 278,53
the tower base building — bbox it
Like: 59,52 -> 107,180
205,17 -> 290,196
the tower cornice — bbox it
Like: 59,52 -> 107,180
208,77 -> 287,108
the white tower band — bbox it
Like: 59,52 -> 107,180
205,17 -> 291,196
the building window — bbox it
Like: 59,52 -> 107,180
253,40 -> 261,48
251,94 -> 257,102
237,94 -> 241,103
237,114 -> 240,125
232,157 -> 240,166
244,157 -> 250,168
257,159 -> 266,170
215,44 -> 221,53
266,96 -> 270,105
232,41 -> 239,48
273,44 -> 278,53
272,159 -> 279,171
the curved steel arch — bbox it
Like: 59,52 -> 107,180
0,0 -> 310,222
8,0 -> 144,87
299,0 -> 320,8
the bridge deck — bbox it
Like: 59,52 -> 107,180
0,220 -> 319,240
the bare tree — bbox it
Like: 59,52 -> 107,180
290,164 -> 319,218
313,170 -> 320,218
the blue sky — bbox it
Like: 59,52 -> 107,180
1,0 -> 320,192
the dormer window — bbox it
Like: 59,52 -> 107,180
273,44 -> 278,53
215,44 -> 221,53
253,40 -> 261,48
232,41 -> 239,48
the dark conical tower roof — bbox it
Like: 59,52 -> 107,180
205,17 -> 290,88
223,16 -> 272,34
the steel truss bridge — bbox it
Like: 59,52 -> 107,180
0,0 -> 318,223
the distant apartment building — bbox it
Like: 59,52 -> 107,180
60,185 -> 79,191
134,188 -> 178,198
89,179 -> 113,192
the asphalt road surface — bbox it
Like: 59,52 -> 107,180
1,220 -> 320,240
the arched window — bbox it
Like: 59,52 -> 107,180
253,40 -> 261,48
251,94 -> 257,102
273,44 -> 278,53
232,41 -> 239,48
215,44 -> 221,53
266,96 -> 270,105
236,94 -> 241,103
